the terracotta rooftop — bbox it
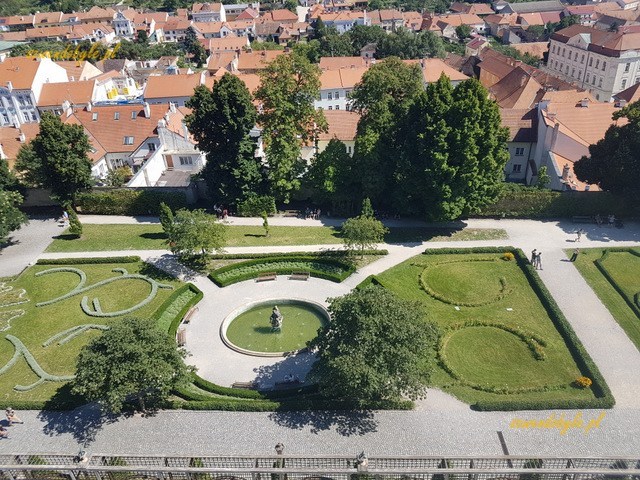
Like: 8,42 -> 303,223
613,82 -> 640,103
192,2 -> 223,13
319,56 -> 369,70
432,13 -> 484,26
0,56 -> 44,90
320,66 -> 368,89
318,109 -> 360,142
420,58 -> 469,83
38,80 -> 95,107
552,24 -> 640,55
236,7 -> 260,20
499,107 -> 536,142
206,51 -> 237,70
261,9 -> 299,22
237,50 -> 286,71
65,103 -> 170,154
144,73 -> 202,99
511,41 -> 549,59
489,66 -> 543,109
450,2 -> 495,15
54,60 -> 101,81
0,124 -> 40,167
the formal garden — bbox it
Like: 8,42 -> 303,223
364,247 -> 614,410
571,247 -> 640,352
0,257 -> 199,408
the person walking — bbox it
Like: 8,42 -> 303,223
570,248 -> 580,262
5,408 -> 23,425
531,249 -> 538,265
576,229 -> 583,242
0,426 -> 8,439
535,251 -> 543,270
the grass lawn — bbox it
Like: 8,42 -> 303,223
570,248 -> 640,352
0,261 -> 182,404
374,251 -> 598,407
46,224 -> 507,252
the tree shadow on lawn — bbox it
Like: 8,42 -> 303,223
147,254 -> 201,282
139,232 -> 167,240
37,385 -> 130,447
254,354 -> 378,436
51,234 -> 80,241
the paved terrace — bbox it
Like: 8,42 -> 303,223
2,216 -> 640,456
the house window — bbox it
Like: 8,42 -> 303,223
592,76 -> 596,85
124,136 -> 134,145
114,112 -> 120,120
585,73 -> 590,83
328,92 -> 333,100
1,113 -> 7,123
328,106 -> 333,110
581,54 -> 585,63
131,111 -> 137,119
602,61 -> 606,71
595,59 -> 599,68
92,112 -> 98,121
571,68 -> 575,77
589,57 -> 593,66
598,78 -> 603,88
335,105 -> 339,110
347,145 -> 352,154
335,91 -> 339,98
30,112 -> 37,121
636,77 -> 640,84
565,65 -> 569,74
179,156 -> 193,165
622,79 -> 627,89
552,45 -> 556,54
515,147 -> 525,156
512,164 -> 522,173
562,47 -> 565,56
625,62 -> 630,73
148,142 -> 156,151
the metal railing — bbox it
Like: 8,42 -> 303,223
1,454 -> 639,480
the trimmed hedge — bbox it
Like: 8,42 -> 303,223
151,283 -> 203,339
36,256 -> 141,265
594,248 -> 640,320
208,256 -> 356,287
76,189 -> 187,215
420,247 -> 615,411
237,195 -> 277,217
476,188 -> 630,218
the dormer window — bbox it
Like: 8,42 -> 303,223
114,112 -> 120,120
92,112 -> 98,121
131,111 -> 137,119
124,136 -> 134,145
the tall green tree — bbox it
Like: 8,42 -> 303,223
182,26 -> 207,67
185,75 -> 264,204
15,112 -> 93,203
308,286 -> 438,405
346,25 -> 387,54
341,214 -> 387,257
376,30 -> 446,59
73,316 -> 192,413
574,101 -> 640,200
167,209 -> 227,259
350,58 -> 424,204
0,190 -> 27,243
255,53 -> 326,202
396,76 -> 509,220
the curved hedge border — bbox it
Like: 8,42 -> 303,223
36,256 -> 141,265
208,256 -> 356,287
418,258 -> 512,307
421,247 -> 614,410
594,248 -> 640,319
209,250 -> 388,260
152,283 -> 203,340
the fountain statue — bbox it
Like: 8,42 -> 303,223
270,305 -> 283,332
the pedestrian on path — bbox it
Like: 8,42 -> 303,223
570,248 -> 580,262
575,229 -> 584,242
0,426 -> 8,439
535,251 -> 543,270
531,249 -> 537,265
5,408 -> 23,425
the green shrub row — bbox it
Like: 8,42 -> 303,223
418,258 -> 512,307
506,248 -> 615,410
237,195 -> 277,217
151,283 -> 203,339
209,249 -> 387,260
191,373 -> 318,400
473,396 -> 615,411
76,189 -> 187,215
476,188 -> 630,218
208,256 -> 355,287
36,256 -> 141,265
594,249 -> 640,319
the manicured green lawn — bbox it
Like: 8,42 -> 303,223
570,248 -> 640,352
46,224 -> 507,252
0,261 -> 182,404
226,303 -> 326,353
374,252 -> 597,406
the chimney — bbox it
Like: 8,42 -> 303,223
0,143 -> 5,160
6,81 -> 13,92
18,130 -> 26,143
157,118 -> 167,128
562,163 -> 570,181
169,102 -> 177,113
580,98 -> 589,107
182,120 -> 189,139
143,101 -> 151,118
87,102 -> 92,111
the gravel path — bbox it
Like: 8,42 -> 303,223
2,217 -> 640,456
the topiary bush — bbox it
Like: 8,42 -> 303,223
76,189 -> 188,215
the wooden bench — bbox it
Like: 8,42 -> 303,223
232,381 -> 258,390
256,272 -> 277,282
182,306 -> 198,324
572,215 -> 594,224
289,271 -> 310,281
